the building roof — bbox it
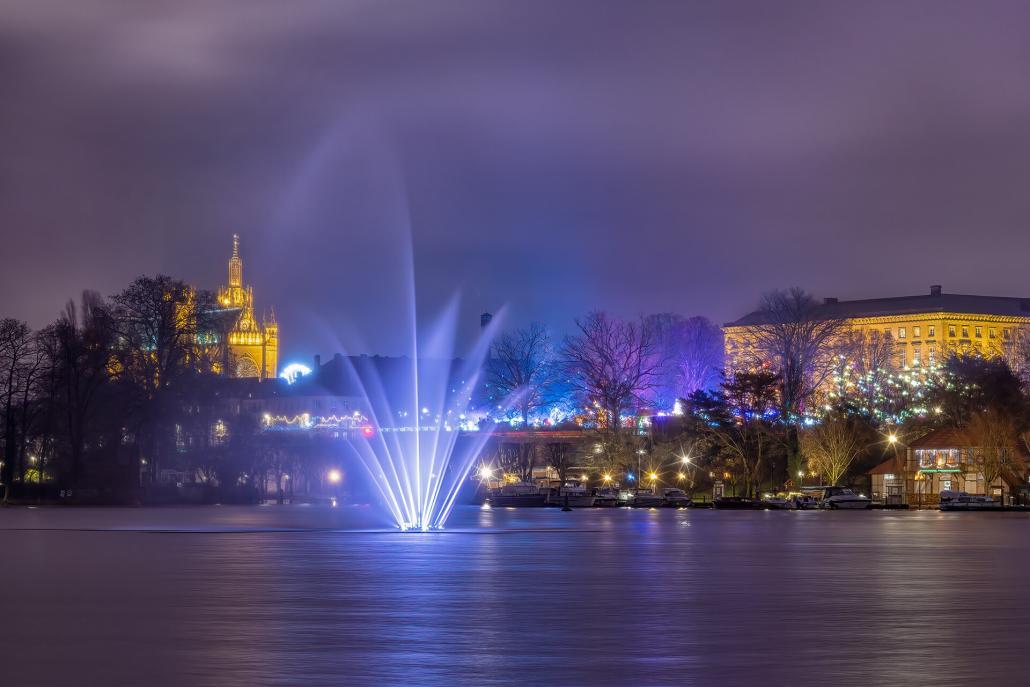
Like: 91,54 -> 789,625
725,286 -> 1030,327
866,457 -> 903,475
908,427 -> 968,450
907,426 -> 1030,460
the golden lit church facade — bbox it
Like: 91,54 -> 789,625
216,234 -> 278,379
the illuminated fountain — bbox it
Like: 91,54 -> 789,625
267,125 -> 504,531
337,297 -> 500,531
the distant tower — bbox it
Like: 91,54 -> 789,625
263,307 -> 279,381
217,234 -> 279,379
481,312 -> 493,329
229,233 -> 242,287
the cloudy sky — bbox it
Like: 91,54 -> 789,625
3,1 -> 1030,360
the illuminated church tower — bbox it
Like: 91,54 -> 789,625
217,234 -> 278,379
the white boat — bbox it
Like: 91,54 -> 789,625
488,482 -> 546,507
543,481 -> 596,508
661,488 -> 692,507
818,486 -> 871,510
592,487 -> 620,507
761,496 -> 794,510
792,494 -> 821,510
630,491 -> 665,508
939,490 -> 1000,511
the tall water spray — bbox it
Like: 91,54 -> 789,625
270,123 -> 503,530
340,298 -> 500,531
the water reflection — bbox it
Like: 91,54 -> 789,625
2,506 -> 1029,686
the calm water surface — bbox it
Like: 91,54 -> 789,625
2,505 -> 1029,686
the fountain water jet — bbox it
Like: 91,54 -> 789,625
339,297 -> 502,531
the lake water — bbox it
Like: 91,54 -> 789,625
2,504 -> 1029,686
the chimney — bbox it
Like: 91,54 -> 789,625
823,297 -> 838,305
480,312 -> 493,329
930,285 -> 942,296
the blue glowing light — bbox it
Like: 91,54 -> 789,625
280,363 -> 312,384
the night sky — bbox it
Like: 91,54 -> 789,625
4,1 -> 1030,362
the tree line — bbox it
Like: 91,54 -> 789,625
0,276 -> 283,502
485,288 -> 1030,498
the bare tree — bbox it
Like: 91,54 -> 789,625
488,322 -> 558,427
800,416 -> 867,486
1005,325 -> 1030,391
742,288 -> 849,418
0,318 -> 36,491
544,442 -> 576,485
738,288 -> 849,481
561,311 -> 663,437
496,442 -> 535,482
963,408 -> 1017,497
46,292 -> 116,488
645,313 -> 723,409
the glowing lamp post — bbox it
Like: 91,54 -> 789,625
326,468 -> 342,507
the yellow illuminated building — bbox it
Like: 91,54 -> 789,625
724,285 -> 1030,372
217,234 -> 278,379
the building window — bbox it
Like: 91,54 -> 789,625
913,326 -> 921,338
912,348 -> 921,366
961,326 -> 969,338
928,347 -> 936,366
975,326 -> 982,338
989,328 -> 996,339
928,326 -> 935,337
1004,328 -> 1011,340
898,327 -> 906,339
949,325 -> 956,337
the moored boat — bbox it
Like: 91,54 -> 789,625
488,482 -> 546,507
591,487 -> 620,507
792,494 -> 821,510
761,495 -> 794,510
661,488 -> 692,508
630,490 -> 665,508
939,490 -> 1001,511
543,481 -> 596,508
818,486 -> 871,510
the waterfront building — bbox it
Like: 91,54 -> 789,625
867,427 -> 1030,506
724,285 -> 1030,373
216,234 -> 278,379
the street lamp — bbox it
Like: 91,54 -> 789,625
327,469 -> 342,484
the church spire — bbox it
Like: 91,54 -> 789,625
229,233 -> 242,288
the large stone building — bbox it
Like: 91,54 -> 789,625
217,234 -> 278,379
724,285 -> 1030,371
